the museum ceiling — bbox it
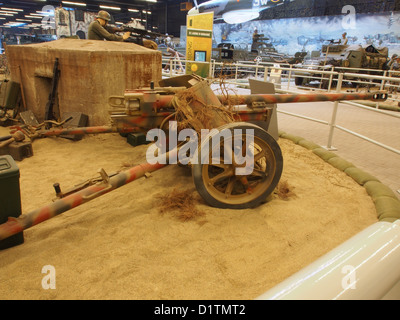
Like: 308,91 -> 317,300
259,0 -> 399,20
0,0 -> 170,26
0,0 -> 398,31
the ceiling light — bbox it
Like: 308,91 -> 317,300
25,15 -> 43,19
1,7 -> 23,12
128,9 -> 139,13
0,10 -> 17,14
146,0 -> 157,3
99,5 -> 121,11
0,13 -> 13,16
16,19 -> 32,22
62,1 -> 87,6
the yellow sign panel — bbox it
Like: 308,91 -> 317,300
186,12 -> 214,78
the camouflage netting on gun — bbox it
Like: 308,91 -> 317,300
170,80 -> 238,133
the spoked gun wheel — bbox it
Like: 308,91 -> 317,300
192,122 -> 283,209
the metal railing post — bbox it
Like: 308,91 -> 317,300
326,72 -> 344,150
235,63 -> 238,82
255,62 -> 259,79
377,70 -> 388,109
212,60 -> 217,78
327,67 -> 334,92
287,65 -> 292,90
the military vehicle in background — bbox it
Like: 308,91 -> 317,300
211,33 -> 306,77
294,42 -> 389,88
249,33 -> 307,64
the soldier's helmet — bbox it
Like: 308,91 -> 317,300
97,10 -> 111,21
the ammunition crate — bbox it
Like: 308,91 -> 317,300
19,110 -> 40,127
127,132 -> 148,147
0,141 -> 33,161
0,155 -> 24,250
0,80 -> 20,110
60,112 -> 89,141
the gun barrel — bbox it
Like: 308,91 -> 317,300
34,125 -> 140,139
32,92 -> 388,138
217,92 -> 388,105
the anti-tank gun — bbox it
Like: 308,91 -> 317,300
0,75 -> 388,245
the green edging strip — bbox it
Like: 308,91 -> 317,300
278,130 -> 400,223
343,167 -> 380,186
312,148 -> 337,161
327,157 -> 354,171
364,181 -> 398,201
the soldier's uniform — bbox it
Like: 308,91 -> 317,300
88,10 -> 124,41
88,20 -> 124,41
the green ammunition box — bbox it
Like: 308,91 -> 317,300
127,132 -> 148,147
0,80 -> 21,110
0,155 -> 24,250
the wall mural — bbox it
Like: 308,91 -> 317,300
55,8 -> 97,39
211,12 -> 400,57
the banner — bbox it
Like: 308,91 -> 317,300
186,12 -> 214,77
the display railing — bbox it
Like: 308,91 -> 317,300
162,56 -> 400,95
161,56 -> 400,159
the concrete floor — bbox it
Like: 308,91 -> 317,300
277,100 -> 400,200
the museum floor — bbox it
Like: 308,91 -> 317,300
276,100 -> 400,200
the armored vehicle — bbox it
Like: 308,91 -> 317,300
295,43 -> 389,88
212,33 -> 306,65
320,43 -> 388,69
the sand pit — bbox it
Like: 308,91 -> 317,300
0,126 -> 378,300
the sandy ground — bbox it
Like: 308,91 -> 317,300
0,126 -> 378,300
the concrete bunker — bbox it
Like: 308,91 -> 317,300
6,38 -> 162,126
